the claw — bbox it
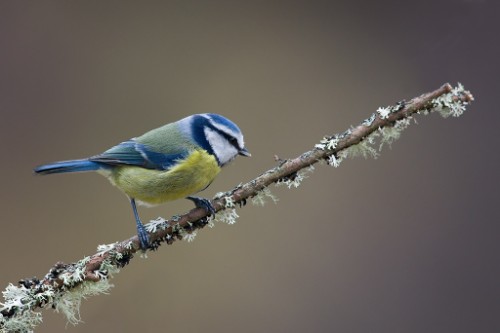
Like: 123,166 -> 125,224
187,196 -> 216,216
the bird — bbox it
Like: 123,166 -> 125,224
34,113 -> 250,249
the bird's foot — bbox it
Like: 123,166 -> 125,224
187,196 -> 216,216
136,222 -> 150,250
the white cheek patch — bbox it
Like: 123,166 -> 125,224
204,127 -> 238,166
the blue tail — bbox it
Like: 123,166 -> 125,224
34,159 -> 103,175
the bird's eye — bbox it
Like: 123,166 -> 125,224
228,137 -> 239,149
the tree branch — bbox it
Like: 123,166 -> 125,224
0,83 -> 474,332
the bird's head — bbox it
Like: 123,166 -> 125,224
180,114 -> 250,166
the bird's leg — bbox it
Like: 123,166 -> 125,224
186,196 -> 216,216
130,198 -> 150,250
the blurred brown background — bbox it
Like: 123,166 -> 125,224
1,1 -> 499,332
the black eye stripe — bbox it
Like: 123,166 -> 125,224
206,123 -> 241,150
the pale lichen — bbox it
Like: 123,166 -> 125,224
215,208 -> 239,225
276,166 -> 315,189
0,249 -> 121,331
206,217 -> 216,228
145,217 -> 169,233
315,135 -> 340,151
96,243 -> 117,256
327,154 -> 342,167
1,284 -> 44,332
362,113 -> 377,126
184,231 -> 198,243
223,196 -> 236,208
59,267 -> 85,288
378,118 -> 412,150
433,82 -> 472,118
54,276 -> 114,326
343,132 -> 379,159
251,188 -> 279,206
376,106 -> 392,119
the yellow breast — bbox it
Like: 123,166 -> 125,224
109,149 -> 221,205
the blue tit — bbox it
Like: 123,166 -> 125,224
34,114 -> 250,249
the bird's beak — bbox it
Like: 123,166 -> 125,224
239,147 -> 251,157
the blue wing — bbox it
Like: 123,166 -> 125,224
89,140 -> 187,171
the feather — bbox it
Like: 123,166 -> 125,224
89,140 -> 188,171
34,159 -> 102,174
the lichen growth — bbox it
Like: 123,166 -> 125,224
315,135 -> 340,150
376,106 -> 392,119
215,208 -> 239,225
378,118 -> 412,150
1,284 -> 44,332
0,250 -> 121,332
251,188 -> 278,206
223,196 -> 236,208
125,241 -> 134,250
327,154 -> 342,167
145,217 -> 169,233
343,132 -> 379,159
183,231 -> 198,243
59,267 -> 85,288
96,243 -> 118,256
54,276 -> 114,326
362,113 -> 377,126
276,166 -> 315,189
433,83 -> 472,118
